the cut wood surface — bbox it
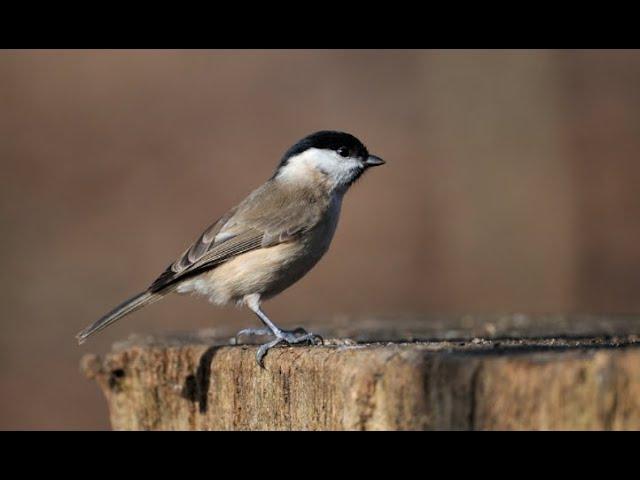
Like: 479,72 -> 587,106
81,315 -> 640,430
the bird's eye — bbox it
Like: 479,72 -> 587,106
337,147 -> 349,157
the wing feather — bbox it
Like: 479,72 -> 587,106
148,181 -> 326,293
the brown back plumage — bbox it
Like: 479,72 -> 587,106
149,179 -> 328,293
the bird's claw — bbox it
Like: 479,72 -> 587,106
231,327 -> 272,345
255,330 -> 324,368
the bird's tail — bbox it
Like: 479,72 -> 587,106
76,290 -> 163,345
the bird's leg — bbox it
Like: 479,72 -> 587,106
243,294 -> 323,367
231,295 -> 276,343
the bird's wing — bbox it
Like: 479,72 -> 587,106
148,181 -> 324,292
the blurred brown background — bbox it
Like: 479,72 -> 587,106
1,49 -> 640,429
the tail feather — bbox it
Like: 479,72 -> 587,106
76,291 -> 162,344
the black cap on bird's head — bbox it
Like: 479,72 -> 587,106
277,130 -> 385,171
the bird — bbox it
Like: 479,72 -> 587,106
76,130 -> 386,367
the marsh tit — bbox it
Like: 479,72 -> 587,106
76,130 -> 385,366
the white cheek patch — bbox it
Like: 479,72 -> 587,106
277,148 -> 361,188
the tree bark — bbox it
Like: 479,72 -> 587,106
81,315 -> 640,430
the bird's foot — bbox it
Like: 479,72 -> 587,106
255,329 -> 323,368
232,326 -> 310,344
231,327 -> 271,344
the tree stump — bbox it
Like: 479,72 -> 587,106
81,315 -> 640,430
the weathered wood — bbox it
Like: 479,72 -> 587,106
81,315 -> 640,430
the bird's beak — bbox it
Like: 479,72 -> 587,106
365,155 -> 385,167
